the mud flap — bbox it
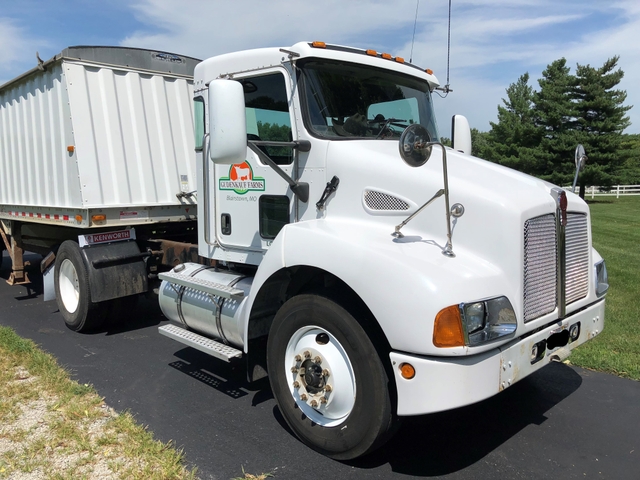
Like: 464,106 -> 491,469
80,241 -> 148,303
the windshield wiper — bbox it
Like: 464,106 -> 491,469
374,117 -> 407,139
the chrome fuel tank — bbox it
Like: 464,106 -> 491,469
158,263 -> 253,349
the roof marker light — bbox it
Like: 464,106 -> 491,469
366,49 -> 377,56
395,56 -> 405,63
381,53 -> 392,60
426,68 -> 434,75
311,41 -> 326,48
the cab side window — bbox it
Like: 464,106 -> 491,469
241,73 -> 292,165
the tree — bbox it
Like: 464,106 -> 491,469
573,56 -> 632,196
484,73 -> 544,174
470,128 -> 490,158
534,58 -> 578,186
618,133 -> 640,184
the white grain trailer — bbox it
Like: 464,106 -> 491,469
0,46 -> 200,330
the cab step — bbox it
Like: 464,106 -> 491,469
158,324 -> 243,362
158,271 -> 245,300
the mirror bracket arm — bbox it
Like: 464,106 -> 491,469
247,142 -> 309,203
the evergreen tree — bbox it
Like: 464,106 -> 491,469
534,58 -> 578,186
484,73 -> 543,174
618,133 -> 640,184
470,128 -> 490,158
573,56 -> 632,196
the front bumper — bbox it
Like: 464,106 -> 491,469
390,299 -> 605,416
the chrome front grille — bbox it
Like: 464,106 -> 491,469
523,212 -> 590,322
566,213 -> 589,304
523,214 -> 557,322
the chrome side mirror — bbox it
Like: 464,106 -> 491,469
572,144 -> 588,193
398,124 -> 433,167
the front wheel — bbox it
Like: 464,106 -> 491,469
267,294 -> 395,460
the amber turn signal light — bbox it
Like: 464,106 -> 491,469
433,305 -> 465,347
400,363 -> 416,379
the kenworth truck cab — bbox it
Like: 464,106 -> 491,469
157,41 -> 608,459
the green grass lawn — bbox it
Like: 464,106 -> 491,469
569,195 -> 640,380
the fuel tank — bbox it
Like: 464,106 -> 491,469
158,263 -> 253,348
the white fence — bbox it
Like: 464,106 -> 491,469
579,185 -> 640,198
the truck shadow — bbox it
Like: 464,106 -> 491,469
165,346 -> 272,401
348,362 -> 583,475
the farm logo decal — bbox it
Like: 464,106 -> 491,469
219,161 -> 265,195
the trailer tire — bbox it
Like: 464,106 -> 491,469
267,294 -> 395,460
54,240 -> 106,332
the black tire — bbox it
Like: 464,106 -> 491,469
267,294 -> 395,460
54,240 -> 106,332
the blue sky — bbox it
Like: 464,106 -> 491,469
2,0 -> 639,136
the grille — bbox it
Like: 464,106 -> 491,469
523,214 -> 557,322
523,212 -> 590,323
364,190 -> 410,211
566,213 -> 589,304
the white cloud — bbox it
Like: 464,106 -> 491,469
121,0 -> 419,58
0,17 -> 46,85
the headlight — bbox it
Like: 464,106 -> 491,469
595,259 -> 609,297
433,296 -> 517,348
460,296 -> 517,347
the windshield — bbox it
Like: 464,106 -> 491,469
299,59 -> 439,141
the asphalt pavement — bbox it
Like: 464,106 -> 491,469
1,252 -> 638,479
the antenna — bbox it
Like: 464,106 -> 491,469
410,0 -> 419,63
435,0 -> 453,95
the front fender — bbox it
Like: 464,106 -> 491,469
244,219 -> 516,357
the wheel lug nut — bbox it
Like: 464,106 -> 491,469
320,397 -> 328,404
322,369 -> 329,377
325,384 -> 333,392
291,367 -> 298,373
293,381 -> 300,389
311,400 -> 318,407
300,393 -> 308,401
304,351 -> 311,359
295,355 -> 302,362
314,356 -> 322,364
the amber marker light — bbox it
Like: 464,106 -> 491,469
433,305 -> 465,347
425,68 -> 434,75
75,214 -> 83,223
381,53 -> 392,60
366,49 -> 377,56
92,214 -> 106,223
67,145 -> 75,153
311,41 -> 326,48
400,363 -> 416,379
395,56 -> 405,63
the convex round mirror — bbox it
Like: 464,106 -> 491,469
575,144 -> 587,171
399,124 -> 432,167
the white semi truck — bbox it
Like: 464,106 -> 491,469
1,41 -> 608,460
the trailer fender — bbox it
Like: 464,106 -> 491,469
79,241 -> 148,303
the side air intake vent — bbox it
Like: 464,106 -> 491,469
364,190 -> 410,211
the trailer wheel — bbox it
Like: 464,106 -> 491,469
54,241 -> 106,332
267,294 -> 395,460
